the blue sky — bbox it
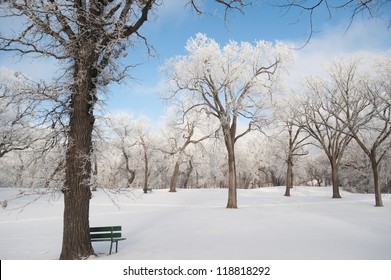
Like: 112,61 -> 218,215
105,1 -> 391,122
1,1 -> 390,124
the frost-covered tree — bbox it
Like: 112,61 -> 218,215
0,0 -> 155,259
135,120 -> 154,193
161,101 -> 219,192
0,68 -> 63,158
0,67 -> 66,190
0,0 -> 253,259
340,142 -> 372,193
234,133 -> 280,188
332,55 -> 391,206
274,98 -> 310,196
96,113 -> 158,192
164,33 -> 293,208
295,54 -> 391,206
107,114 -> 138,188
281,120 -> 309,196
304,153 -> 331,186
1,70 -> 29,157
294,72 -> 354,198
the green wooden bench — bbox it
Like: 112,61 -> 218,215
90,226 -> 126,255
143,187 -> 152,193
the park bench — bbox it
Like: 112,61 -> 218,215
90,226 -> 126,255
143,187 -> 152,193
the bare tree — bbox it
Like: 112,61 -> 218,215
305,154 -> 330,186
93,114 -> 140,190
296,54 -> 391,205
0,0 -> 252,259
135,123 -> 153,194
0,68 -> 63,158
0,1 -> 155,259
161,103 -> 218,192
294,75 -> 353,198
332,55 -> 391,206
166,125 -> 212,192
164,34 -> 293,208
109,115 -> 138,188
283,120 -> 310,196
274,98 -> 310,196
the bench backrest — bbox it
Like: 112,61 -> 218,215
90,226 -> 122,240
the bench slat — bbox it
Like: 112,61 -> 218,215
91,238 -> 126,242
90,233 -> 122,239
90,226 -> 122,232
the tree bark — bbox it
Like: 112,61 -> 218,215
122,147 -> 136,188
225,132 -> 237,209
60,50 -> 96,259
370,155 -> 383,207
143,144 -> 149,193
284,155 -> 293,197
169,161 -> 180,192
330,160 -> 342,199
350,129 -> 385,207
59,28 -> 100,257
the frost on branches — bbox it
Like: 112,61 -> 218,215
163,33 -> 294,208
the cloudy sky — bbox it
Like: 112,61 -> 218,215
0,1 -> 390,123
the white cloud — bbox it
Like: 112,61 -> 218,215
149,0 -> 195,28
288,18 -> 391,86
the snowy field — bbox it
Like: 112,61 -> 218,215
0,186 -> 390,260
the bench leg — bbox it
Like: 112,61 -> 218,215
108,241 -> 120,255
109,241 -> 113,255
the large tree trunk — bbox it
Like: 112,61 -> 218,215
169,161 -> 180,192
60,88 -> 95,259
330,160 -> 342,199
370,155 -> 383,207
60,44 -> 97,260
225,134 -> 237,209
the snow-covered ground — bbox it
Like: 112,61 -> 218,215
0,187 -> 390,260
